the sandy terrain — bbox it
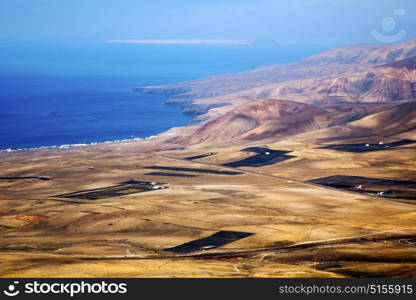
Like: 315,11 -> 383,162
1,133 -> 415,277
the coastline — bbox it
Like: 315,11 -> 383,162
1,43 -> 331,152
0,136 -> 156,153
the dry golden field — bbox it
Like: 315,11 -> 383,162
1,134 -> 415,277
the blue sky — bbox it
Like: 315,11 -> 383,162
0,0 -> 415,45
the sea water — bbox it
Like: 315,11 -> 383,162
0,42 -> 327,150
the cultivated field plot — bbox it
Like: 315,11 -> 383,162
309,175 -> 416,201
145,172 -> 198,178
0,176 -> 50,181
53,180 -> 167,200
185,152 -> 217,160
165,231 -> 253,253
144,166 -> 243,175
222,147 -> 295,168
319,139 -> 416,153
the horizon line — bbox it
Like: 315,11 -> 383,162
106,39 -> 254,45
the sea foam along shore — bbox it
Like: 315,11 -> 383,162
0,136 -> 156,152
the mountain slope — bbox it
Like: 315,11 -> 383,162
350,101 -> 416,136
164,99 -> 415,146
151,40 -> 416,146
137,39 -> 416,110
178,99 -> 336,144
269,56 -> 416,104
299,39 -> 416,66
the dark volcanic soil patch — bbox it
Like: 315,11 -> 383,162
165,231 -> 253,254
0,176 -> 50,181
184,152 -> 217,160
222,147 -> 295,168
144,166 -> 242,175
319,139 -> 416,153
145,172 -> 198,178
308,175 -> 416,201
53,180 -> 167,200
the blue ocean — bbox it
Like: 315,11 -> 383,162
0,42 -> 327,150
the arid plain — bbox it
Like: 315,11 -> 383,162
1,133 -> 416,277
1,39 -> 416,277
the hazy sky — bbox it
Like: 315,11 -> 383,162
1,0 -> 415,45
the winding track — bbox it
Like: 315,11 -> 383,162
79,230 -> 416,261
